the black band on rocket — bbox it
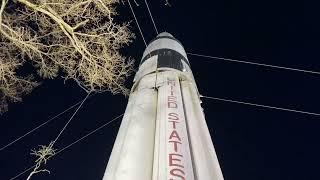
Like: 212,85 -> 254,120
140,49 -> 190,71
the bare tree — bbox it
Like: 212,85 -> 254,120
0,0 -> 134,113
0,45 -> 38,113
27,141 -> 56,180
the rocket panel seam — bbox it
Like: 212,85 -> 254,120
185,81 -> 225,179
179,78 -> 199,180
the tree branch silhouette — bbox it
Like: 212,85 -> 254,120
0,0 -> 134,113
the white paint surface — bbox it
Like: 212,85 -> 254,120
103,33 -> 224,180
103,74 -> 157,180
181,80 -> 224,180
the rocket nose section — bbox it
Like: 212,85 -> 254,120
135,32 -> 191,82
157,32 -> 173,38
142,32 -> 187,60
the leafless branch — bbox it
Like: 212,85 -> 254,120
0,0 -> 134,113
27,141 -> 56,180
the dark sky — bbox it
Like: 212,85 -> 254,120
1,0 -> 320,180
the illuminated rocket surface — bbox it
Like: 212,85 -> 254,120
103,32 -> 224,180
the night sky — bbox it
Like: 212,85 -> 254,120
1,0 -> 320,180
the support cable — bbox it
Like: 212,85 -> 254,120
127,0 -> 158,87
202,95 -> 320,117
0,94 -> 94,152
187,52 -> 320,75
144,0 -> 159,34
127,0 -> 147,47
8,113 -> 124,180
51,92 -> 91,146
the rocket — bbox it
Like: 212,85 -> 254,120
102,32 -> 224,180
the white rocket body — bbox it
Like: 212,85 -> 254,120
103,32 -> 224,180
